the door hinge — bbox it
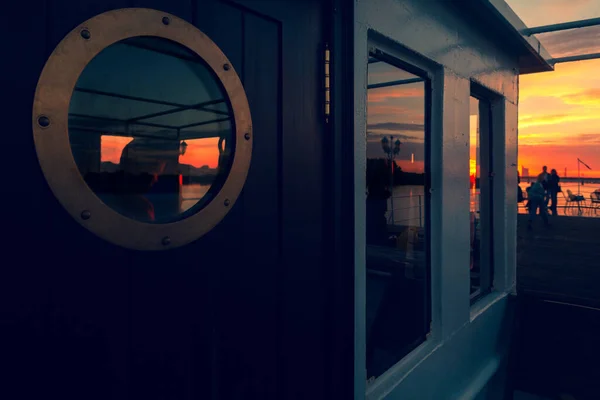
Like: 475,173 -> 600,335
324,43 -> 331,124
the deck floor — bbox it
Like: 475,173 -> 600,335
517,214 -> 600,308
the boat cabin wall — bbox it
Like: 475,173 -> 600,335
1,0 -> 341,398
354,0 -> 519,398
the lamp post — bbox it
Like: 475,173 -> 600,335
381,135 -> 402,224
577,157 -> 592,195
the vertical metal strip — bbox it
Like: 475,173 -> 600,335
325,43 -> 331,124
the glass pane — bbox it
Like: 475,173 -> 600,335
368,60 -> 421,86
68,36 -> 234,223
366,57 -> 429,381
469,95 -> 493,300
470,97 -> 482,296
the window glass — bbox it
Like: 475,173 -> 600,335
366,56 -> 430,380
469,95 -> 493,301
68,36 -> 234,223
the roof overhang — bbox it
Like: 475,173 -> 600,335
460,0 -> 554,75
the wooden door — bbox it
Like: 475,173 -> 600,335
1,0 -> 331,398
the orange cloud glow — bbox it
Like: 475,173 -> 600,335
562,89 -> 600,106
518,113 -> 595,129
367,87 -> 425,103
493,0 -> 600,181
101,136 -> 132,164
179,138 -> 220,169
518,59 -> 600,178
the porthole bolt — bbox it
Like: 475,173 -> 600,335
37,115 -> 50,128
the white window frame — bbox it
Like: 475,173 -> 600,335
356,31 -> 443,398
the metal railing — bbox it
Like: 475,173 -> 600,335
519,189 -> 600,217
386,192 -> 482,227
387,194 -> 424,227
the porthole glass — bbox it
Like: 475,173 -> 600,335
33,8 -> 251,250
68,36 -> 234,223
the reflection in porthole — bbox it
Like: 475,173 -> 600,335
68,36 -> 234,223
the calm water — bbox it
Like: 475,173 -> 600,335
182,183 -> 430,226
388,181 -> 600,228
181,184 -> 210,212
182,182 -> 600,222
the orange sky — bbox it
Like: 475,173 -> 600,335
470,113 -> 479,177
101,136 -> 220,169
519,59 -> 600,177
506,0 -> 600,177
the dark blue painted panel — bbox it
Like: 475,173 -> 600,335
278,8 -> 328,400
1,1 -> 132,400
47,0 -> 130,49
1,0 -> 332,399
131,0 -> 193,22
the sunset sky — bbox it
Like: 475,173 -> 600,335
101,136 -> 220,169
96,1 -> 600,179
367,1 -> 600,179
367,61 -> 426,174
506,0 -> 600,177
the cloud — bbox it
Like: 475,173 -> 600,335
520,132 -> 600,146
518,113 -> 597,128
368,104 -> 424,118
367,86 -> 424,102
367,122 -> 424,132
538,25 -> 600,58
562,88 -> 600,106
367,133 -> 423,145
519,59 -> 600,101
577,133 -> 600,143
505,0 -> 600,28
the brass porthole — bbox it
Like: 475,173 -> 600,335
32,8 -> 252,251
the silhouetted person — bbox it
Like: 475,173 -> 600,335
366,159 -> 391,246
103,138 -> 170,222
537,165 -> 550,200
470,211 -> 476,270
527,175 -> 549,230
547,169 -> 561,216
517,172 -> 524,203
537,165 -> 549,183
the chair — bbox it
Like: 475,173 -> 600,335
561,191 -> 570,214
566,189 -> 587,215
590,191 -> 600,215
